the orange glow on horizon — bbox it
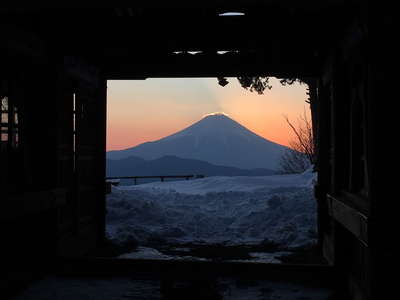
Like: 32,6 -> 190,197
106,78 -> 309,151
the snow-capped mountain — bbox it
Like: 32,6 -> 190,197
107,113 -> 288,170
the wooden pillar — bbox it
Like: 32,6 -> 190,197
94,77 -> 108,246
315,76 -> 334,264
305,77 -> 318,165
56,57 -> 108,255
22,66 -> 59,191
368,9 -> 395,299
55,73 -> 75,235
330,55 -> 351,195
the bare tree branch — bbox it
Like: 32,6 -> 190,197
279,109 -> 315,174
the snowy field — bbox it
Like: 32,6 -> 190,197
106,168 -> 317,259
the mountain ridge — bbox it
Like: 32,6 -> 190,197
106,155 -> 275,178
107,113 -> 288,170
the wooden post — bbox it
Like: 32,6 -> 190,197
316,75 -> 335,264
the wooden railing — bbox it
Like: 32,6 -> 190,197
105,175 -> 205,193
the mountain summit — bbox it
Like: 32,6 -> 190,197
107,113 -> 288,170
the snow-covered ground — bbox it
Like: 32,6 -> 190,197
118,246 -> 291,263
106,168 -> 318,256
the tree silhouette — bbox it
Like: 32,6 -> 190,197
217,76 -> 305,94
218,76 -> 316,173
279,110 -> 315,174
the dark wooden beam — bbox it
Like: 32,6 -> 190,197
103,51 -> 321,79
327,194 -> 368,246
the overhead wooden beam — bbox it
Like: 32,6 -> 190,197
103,51 -> 321,79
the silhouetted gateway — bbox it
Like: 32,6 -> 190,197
0,2 -> 388,300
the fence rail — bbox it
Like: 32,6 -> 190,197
105,175 -> 204,192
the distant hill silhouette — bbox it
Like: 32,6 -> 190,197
107,113 -> 288,170
106,155 -> 275,177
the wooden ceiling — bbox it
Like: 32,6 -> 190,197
1,2 -> 362,78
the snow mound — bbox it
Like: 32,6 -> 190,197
106,172 -> 317,250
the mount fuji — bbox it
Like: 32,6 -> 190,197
107,113 -> 289,170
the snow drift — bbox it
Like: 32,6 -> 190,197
106,169 -> 317,250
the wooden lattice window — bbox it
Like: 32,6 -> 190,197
1,97 -> 8,146
1,95 -> 20,190
1,96 -> 19,150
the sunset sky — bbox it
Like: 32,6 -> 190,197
106,78 -> 309,151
